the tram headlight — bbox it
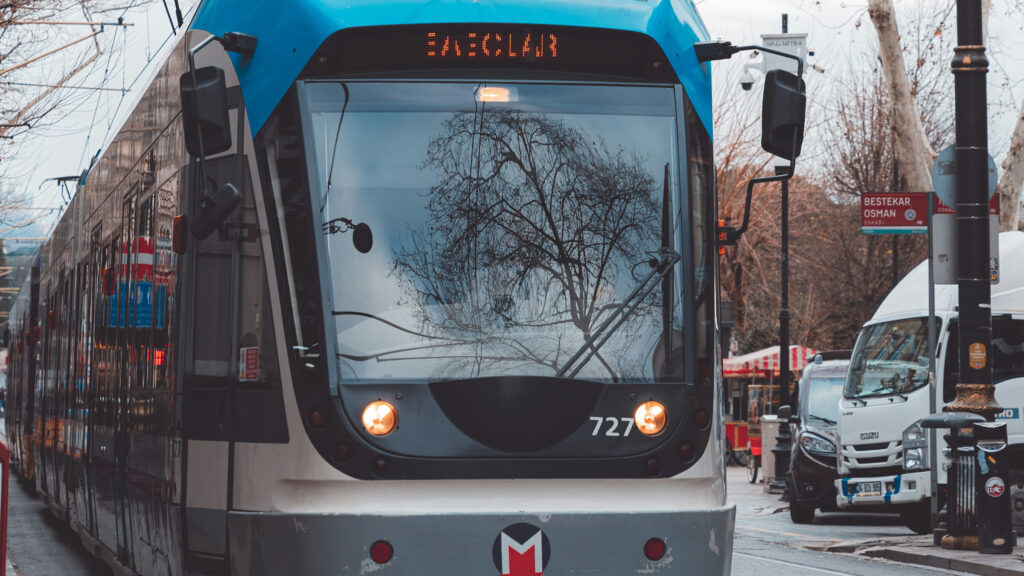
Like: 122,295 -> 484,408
635,401 -> 667,436
362,401 -> 398,436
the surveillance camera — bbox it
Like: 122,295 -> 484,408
739,70 -> 755,91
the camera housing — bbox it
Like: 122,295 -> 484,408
740,70 -> 755,91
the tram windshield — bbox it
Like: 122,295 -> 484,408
845,318 -> 936,399
303,82 -> 686,383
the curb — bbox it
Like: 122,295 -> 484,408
862,545 -> 1024,576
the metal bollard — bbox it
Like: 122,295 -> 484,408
947,425 -> 978,538
922,412 -> 986,546
973,422 -> 1015,554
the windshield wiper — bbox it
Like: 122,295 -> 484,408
556,247 -> 681,379
808,414 -> 836,425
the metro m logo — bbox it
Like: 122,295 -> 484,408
492,523 -> 551,576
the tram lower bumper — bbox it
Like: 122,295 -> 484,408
228,504 -> 736,575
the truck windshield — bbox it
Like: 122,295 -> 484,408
845,318 -> 935,399
304,82 -> 684,383
806,377 -> 844,424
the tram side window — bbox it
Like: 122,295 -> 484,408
259,99 -> 324,369
686,98 -> 715,385
192,155 -> 278,388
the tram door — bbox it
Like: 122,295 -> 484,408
182,149 -> 256,574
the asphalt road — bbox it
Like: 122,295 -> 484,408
728,465 -> 962,575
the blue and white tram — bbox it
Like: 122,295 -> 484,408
6,0 -> 735,574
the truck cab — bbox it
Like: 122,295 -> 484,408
835,231 -> 1024,534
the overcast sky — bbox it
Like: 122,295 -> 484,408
3,0 -> 1023,240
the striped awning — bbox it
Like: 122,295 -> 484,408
723,345 -> 818,377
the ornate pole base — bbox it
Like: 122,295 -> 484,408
941,533 -> 979,551
944,383 -> 1002,422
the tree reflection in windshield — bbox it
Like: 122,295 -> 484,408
311,82 -> 681,383
390,109 -> 661,380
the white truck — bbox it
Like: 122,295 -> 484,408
835,231 -> 1024,533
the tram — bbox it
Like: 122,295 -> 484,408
1,0 -> 792,573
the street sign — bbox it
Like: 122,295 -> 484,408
860,192 -> 929,234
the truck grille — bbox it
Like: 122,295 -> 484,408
842,440 -> 903,470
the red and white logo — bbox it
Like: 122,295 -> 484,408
986,477 -> 1006,498
492,523 -> 551,576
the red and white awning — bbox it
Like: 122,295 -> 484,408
723,345 -> 818,378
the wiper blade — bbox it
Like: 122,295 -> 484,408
556,247 -> 681,379
809,414 -> 836,425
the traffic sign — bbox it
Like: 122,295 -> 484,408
931,145 -> 997,209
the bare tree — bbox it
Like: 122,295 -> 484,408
868,0 -> 1024,230
389,110 -> 667,380
0,1 -> 145,143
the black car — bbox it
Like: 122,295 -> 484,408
787,352 -> 850,524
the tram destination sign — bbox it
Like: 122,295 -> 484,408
332,25 -> 668,78
860,192 -> 928,235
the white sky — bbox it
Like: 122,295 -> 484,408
2,0 -> 1023,240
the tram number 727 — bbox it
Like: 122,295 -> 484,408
590,417 -> 636,437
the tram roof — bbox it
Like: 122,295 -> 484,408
192,0 -> 712,136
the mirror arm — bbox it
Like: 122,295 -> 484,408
730,170 -> 790,244
700,41 -> 806,246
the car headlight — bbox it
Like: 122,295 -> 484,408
902,421 -> 929,471
800,432 -> 835,456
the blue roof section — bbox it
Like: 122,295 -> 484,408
192,0 -> 712,136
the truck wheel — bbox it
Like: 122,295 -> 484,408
789,502 -> 815,524
899,500 -> 932,535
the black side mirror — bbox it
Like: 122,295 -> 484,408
180,66 -> 233,157
777,404 -> 792,421
191,184 -> 242,240
761,69 -> 806,161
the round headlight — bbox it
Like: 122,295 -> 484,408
635,401 -> 667,436
799,432 -> 835,455
362,401 -> 398,436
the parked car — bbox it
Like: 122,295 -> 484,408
787,351 -> 850,524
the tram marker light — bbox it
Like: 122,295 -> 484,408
372,456 -> 392,477
678,442 -> 695,462
308,409 -> 327,428
173,215 -> 188,254
644,538 -> 667,561
694,408 -> 710,429
644,456 -> 662,476
370,540 -> 393,564
635,401 -> 667,436
363,401 -> 398,436
333,443 -> 351,463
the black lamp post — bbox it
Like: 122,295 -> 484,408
771,161 -> 794,495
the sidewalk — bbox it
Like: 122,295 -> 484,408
860,536 -> 1024,576
727,463 -> 1024,576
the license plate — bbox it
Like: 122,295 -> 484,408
855,481 -> 882,497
